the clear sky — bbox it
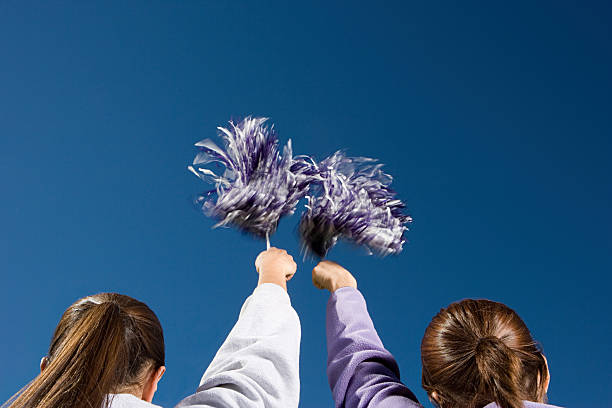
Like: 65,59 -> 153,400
1,1 -> 610,407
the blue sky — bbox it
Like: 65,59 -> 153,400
1,1 -> 610,407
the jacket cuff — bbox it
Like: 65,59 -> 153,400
254,282 -> 291,304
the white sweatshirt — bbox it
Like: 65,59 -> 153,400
109,283 -> 301,408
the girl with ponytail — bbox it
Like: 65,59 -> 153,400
313,260 -> 560,408
7,293 -> 166,408
421,300 -> 550,408
5,247 -> 301,408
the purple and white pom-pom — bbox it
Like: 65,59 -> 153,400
188,116 -> 318,240
299,151 -> 412,257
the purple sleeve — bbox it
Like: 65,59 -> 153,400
326,287 -> 420,408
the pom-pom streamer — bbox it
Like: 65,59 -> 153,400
299,151 -> 412,257
188,117 -> 318,241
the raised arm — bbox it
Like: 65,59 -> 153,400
313,261 -> 420,408
177,248 -> 300,408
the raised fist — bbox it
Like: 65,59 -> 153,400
255,247 -> 297,290
312,260 -> 357,293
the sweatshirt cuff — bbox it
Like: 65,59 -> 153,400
329,286 -> 363,303
327,287 -> 368,322
253,282 -> 291,304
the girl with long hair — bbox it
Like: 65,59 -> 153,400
5,247 -> 300,408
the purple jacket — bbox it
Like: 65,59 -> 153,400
326,287 -> 562,408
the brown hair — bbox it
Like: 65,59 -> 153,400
421,299 -> 548,408
5,293 -> 165,408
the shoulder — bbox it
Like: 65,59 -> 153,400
107,394 -> 164,408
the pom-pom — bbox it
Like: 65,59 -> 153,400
188,116 -> 317,239
299,151 -> 412,257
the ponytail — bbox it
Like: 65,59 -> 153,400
474,337 -> 523,408
5,293 -> 165,408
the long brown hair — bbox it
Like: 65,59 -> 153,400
421,299 -> 548,408
5,293 -> 165,408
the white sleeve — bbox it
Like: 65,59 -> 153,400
175,283 -> 301,408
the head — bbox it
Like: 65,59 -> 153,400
421,299 -> 549,408
7,293 -> 165,408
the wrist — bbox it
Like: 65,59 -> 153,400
258,271 -> 287,291
330,275 -> 357,292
